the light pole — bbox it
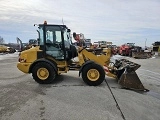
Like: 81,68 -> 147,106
145,38 -> 147,49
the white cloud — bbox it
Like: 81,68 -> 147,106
0,0 -> 160,46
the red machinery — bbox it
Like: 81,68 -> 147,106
118,43 -> 135,56
73,33 -> 85,47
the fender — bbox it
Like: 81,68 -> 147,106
29,58 -> 57,73
79,60 -> 95,77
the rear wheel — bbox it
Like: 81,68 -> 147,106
82,63 -> 105,86
32,62 -> 56,84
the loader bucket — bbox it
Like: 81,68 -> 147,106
118,69 -> 145,90
115,59 -> 146,91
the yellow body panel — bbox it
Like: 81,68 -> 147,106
77,47 -> 116,78
0,45 -> 7,52
18,46 -> 69,74
46,56 -> 69,74
17,62 -> 31,73
17,46 -> 41,73
78,48 -> 110,66
20,46 -> 40,63
17,45 -> 116,79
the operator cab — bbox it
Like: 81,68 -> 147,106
37,22 -> 77,60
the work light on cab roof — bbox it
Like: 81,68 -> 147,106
44,21 -> 47,25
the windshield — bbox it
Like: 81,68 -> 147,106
38,25 -> 71,50
46,26 -> 62,44
127,43 -> 135,46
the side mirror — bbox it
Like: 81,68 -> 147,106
67,29 -> 71,32
73,32 -> 77,38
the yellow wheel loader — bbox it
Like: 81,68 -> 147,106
0,45 -> 8,53
17,21 -> 146,90
0,45 -> 16,53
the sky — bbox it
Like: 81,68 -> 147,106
0,0 -> 160,47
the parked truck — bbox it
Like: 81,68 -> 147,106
118,43 -> 152,58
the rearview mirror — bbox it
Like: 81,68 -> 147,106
67,29 -> 71,32
73,32 -> 76,38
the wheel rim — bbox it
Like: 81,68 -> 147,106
87,69 -> 100,81
37,68 -> 49,80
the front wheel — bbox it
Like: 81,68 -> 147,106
82,63 -> 105,86
32,62 -> 57,84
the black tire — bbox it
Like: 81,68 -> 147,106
82,63 -> 105,86
32,62 -> 57,84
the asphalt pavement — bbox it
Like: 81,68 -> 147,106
0,53 -> 160,120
